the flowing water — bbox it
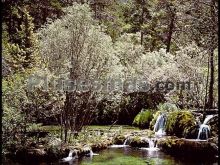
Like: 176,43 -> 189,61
197,115 -> 214,140
4,146 -> 218,165
153,114 -> 166,137
140,138 -> 159,152
109,137 -> 129,148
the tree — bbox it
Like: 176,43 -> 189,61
38,4 -> 113,142
3,6 -> 38,71
177,0 -> 218,109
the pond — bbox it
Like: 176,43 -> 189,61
4,146 -> 218,165
78,147 -> 218,165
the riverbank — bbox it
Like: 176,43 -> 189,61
3,125 -> 218,164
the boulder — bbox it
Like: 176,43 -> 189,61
129,136 -> 149,148
157,137 -> 218,159
113,135 -> 126,145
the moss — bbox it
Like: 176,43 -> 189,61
165,110 -> 197,138
113,135 -> 126,145
158,138 -> 218,159
132,110 -> 153,129
130,136 -> 148,147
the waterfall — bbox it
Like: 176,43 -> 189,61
68,150 -> 73,157
197,115 -> 214,140
62,150 -> 76,162
153,114 -> 166,137
90,149 -> 99,156
203,115 -> 214,125
110,137 -> 129,148
147,138 -> 155,148
123,138 -> 128,145
140,138 -> 159,151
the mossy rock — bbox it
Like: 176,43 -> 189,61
157,137 -> 218,159
129,136 -> 148,148
132,110 -> 153,129
165,110 -> 197,138
113,135 -> 126,145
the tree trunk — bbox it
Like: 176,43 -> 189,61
207,49 -> 214,109
207,0 -> 216,109
166,13 -> 175,53
140,7 -> 144,45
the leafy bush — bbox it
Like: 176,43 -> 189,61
157,103 -> 178,112
165,110 -> 197,137
132,110 -> 153,129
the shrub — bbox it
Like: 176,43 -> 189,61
157,103 -> 178,112
132,110 -> 153,129
165,110 -> 197,137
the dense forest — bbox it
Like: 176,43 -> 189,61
2,0 -> 218,164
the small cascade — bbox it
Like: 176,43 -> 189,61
61,150 -> 77,162
123,138 -> 128,145
140,138 -> 159,151
153,114 -> 166,137
197,115 -> 214,140
203,115 -> 214,125
197,124 -> 210,140
110,137 -> 129,148
89,149 -> 99,157
147,138 -> 155,148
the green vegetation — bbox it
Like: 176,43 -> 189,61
2,0 -> 218,163
133,110 -> 153,129
165,110 -> 197,138
157,103 -> 179,112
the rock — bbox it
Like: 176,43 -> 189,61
157,137 -> 218,159
129,136 -> 149,148
165,111 -> 197,138
208,137 -> 218,146
113,135 -> 126,145
207,115 -> 218,137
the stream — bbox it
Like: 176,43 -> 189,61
4,146 -> 218,165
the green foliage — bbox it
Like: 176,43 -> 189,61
132,109 -> 153,129
165,110 -> 197,137
157,103 -> 178,112
3,6 -> 38,71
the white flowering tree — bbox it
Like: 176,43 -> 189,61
38,4 -> 114,142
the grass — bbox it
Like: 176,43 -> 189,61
38,125 -> 139,133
